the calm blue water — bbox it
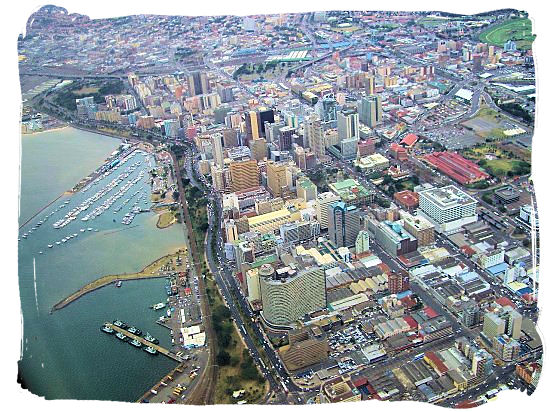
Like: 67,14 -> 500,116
19,129 -> 184,400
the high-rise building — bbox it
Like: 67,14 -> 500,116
417,185 -> 478,234
388,271 -> 410,294
359,95 -> 383,128
399,211 -> 435,247
304,114 -> 323,155
266,161 -> 288,197
328,202 -> 362,248
482,312 -> 506,340
355,230 -> 370,254
250,138 -> 268,161
315,96 -> 338,129
211,132 -> 224,167
337,109 -> 359,141
187,71 -> 210,96
278,126 -> 295,152
315,192 -> 341,230
258,107 -> 275,137
222,128 -> 239,148
280,326 -> 329,371
259,261 -> 326,326
245,110 -> 261,143
229,159 -> 259,192
296,176 -> 318,202
471,349 -> 493,378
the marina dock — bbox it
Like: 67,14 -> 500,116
106,322 -> 183,362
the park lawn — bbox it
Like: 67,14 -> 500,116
484,159 -> 529,176
479,18 -> 534,50
73,86 -> 100,95
157,210 -> 176,228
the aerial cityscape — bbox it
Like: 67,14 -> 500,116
17,5 -> 542,407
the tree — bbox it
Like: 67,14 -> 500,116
217,350 -> 231,366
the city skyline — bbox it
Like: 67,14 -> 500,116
14,3 -> 543,409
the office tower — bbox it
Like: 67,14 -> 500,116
245,110 -> 261,144
365,75 -> 375,95
258,107 -> 275,137
278,126 -> 295,151
304,114 -> 324,158
339,137 -> 359,161
315,192 -> 341,230
472,54 -> 483,73
216,83 -> 234,103
418,185 -> 478,234
214,104 -> 232,124
367,219 -> 418,258
259,261 -> 326,326
359,95 -> 383,128
315,96 -> 338,129
246,268 -> 261,302
211,132 -> 224,167
280,221 -> 320,245
355,230 -> 370,254
296,177 -> 318,202
461,301 -> 481,327
399,211 -> 435,247
482,312 -> 506,339
223,128 -> 239,148
265,121 -> 285,144
328,202 -> 361,248
337,109 -> 359,142
266,161 -> 287,197
229,159 -> 259,192
280,327 -> 329,371
250,138 -> 267,161
187,71 -> 210,96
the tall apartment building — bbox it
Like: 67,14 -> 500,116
229,159 -> 259,192
211,132 -> 224,167
187,71 -> 210,96
304,113 -> 324,157
280,326 -> 329,371
259,261 -> 326,326
355,230 -> 370,254
399,211 -> 435,247
359,94 -> 383,128
337,109 -> 359,142
266,161 -> 288,197
418,185 -> 478,234
315,192 -> 341,230
328,202 -> 362,248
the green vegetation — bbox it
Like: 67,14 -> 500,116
52,80 -> 125,111
479,17 -> 535,50
478,158 -> 530,178
182,177 -> 209,249
205,274 -> 266,404
497,102 -> 533,124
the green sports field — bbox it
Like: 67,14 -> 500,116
479,18 -> 535,50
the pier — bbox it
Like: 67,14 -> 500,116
106,323 -> 183,362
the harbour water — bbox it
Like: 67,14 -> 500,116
18,128 -> 184,400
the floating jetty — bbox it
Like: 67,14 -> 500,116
104,322 -> 182,361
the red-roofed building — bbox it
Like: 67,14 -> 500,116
424,306 -> 439,319
403,315 -> 418,330
460,245 -> 476,257
424,351 -> 449,376
495,296 -> 516,309
423,152 -> 490,185
394,190 -> 419,211
389,143 -> 408,161
400,133 -> 419,147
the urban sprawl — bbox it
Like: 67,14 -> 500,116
18,5 -> 540,407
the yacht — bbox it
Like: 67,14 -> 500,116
129,339 -> 142,348
143,346 -> 158,355
101,324 -> 114,334
48,244 -> 53,248
115,332 -> 127,341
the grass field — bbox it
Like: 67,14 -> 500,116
73,86 -> 100,95
479,18 -> 535,50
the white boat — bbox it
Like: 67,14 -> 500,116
55,241 -> 61,245
48,244 -> 53,248
87,228 -> 93,231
